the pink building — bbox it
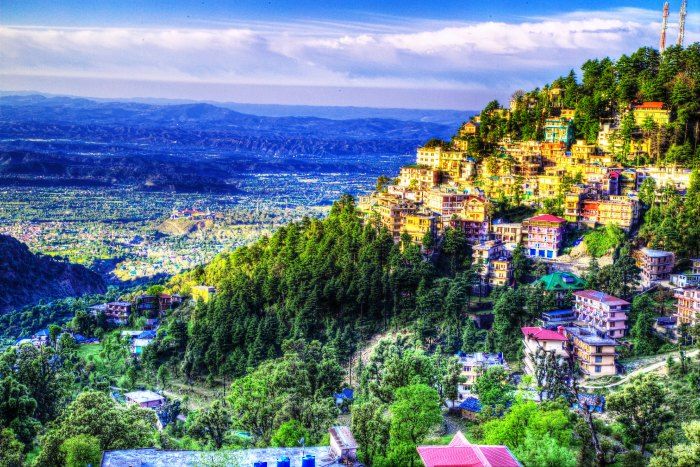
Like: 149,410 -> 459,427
573,290 -> 630,338
522,214 -> 566,259
417,431 -> 520,467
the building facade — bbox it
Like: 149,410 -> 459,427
522,214 -> 566,259
675,288 -> 700,326
573,290 -> 630,338
521,326 -> 569,376
636,248 -> 675,288
564,326 -> 617,377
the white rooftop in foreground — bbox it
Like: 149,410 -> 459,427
101,447 -> 345,467
124,390 -> 164,404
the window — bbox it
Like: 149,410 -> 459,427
595,356 -> 602,363
596,346 -> 602,353
595,365 -> 601,373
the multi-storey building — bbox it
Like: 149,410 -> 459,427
635,248 -> 675,289
472,240 -> 511,291
416,146 -> 443,167
449,195 -> 491,242
403,212 -> 438,244
573,290 -> 630,338
455,352 -> 507,399
359,192 -> 418,240
535,175 -> 561,200
540,142 -> 566,168
544,117 -> 574,145
631,102 -> 671,126
675,288 -> 700,326
490,222 -> 523,247
560,108 -> 576,120
563,326 -> 617,377
398,165 -> 440,192
424,190 -> 471,219
637,167 -> 692,193
521,327 -> 569,376
472,240 -> 508,276
522,214 -> 566,259
489,257 -> 513,288
105,301 -> 131,323
597,196 -> 640,230
693,259 -> 700,275
504,141 -> 542,177
570,140 -> 597,165
671,271 -> 700,288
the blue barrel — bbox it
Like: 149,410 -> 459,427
254,462 -> 267,467
276,457 -> 290,467
301,455 -> 315,467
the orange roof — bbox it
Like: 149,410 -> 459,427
634,102 -> 665,109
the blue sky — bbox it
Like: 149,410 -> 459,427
1,1 -> 698,109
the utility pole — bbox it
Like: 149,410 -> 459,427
677,0 -> 687,47
660,2 -> 670,53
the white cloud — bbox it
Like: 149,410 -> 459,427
0,7 -> 697,107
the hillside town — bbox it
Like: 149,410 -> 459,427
2,0 -> 700,464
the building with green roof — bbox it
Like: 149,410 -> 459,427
536,271 -> 587,306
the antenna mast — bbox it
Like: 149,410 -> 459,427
678,0 -> 687,47
660,2 -> 670,52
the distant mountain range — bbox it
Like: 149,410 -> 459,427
0,235 -> 106,314
0,92 -> 472,127
0,94 -> 466,191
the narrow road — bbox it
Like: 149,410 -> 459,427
581,349 -> 699,389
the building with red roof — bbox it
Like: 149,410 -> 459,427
521,326 -> 569,376
632,102 -> 670,126
417,431 -> 520,467
522,214 -> 566,260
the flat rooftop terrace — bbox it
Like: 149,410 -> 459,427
101,447 -> 343,467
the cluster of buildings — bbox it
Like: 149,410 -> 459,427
523,289 -> 631,378
89,293 -> 184,327
357,101 -> 691,301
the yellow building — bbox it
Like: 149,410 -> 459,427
398,165 -> 440,191
571,140 -> 597,165
458,121 -> 479,136
403,212 -> 437,244
536,175 -> 562,200
540,142 -> 566,168
564,326 -> 617,377
489,258 -> 513,287
461,195 -> 490,222
598,196 -> 640,230
191,285 -> 216,303
416,146 -> 442,167
632,102 -> 670,126
560,108 -> 576,120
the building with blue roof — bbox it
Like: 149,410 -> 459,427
458,397 -> 482,420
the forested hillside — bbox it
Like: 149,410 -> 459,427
161,195 -> 440,378
0,235 -> 106,314
478,44 -> 700,166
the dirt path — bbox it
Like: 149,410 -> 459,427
581,349 -> 699,389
